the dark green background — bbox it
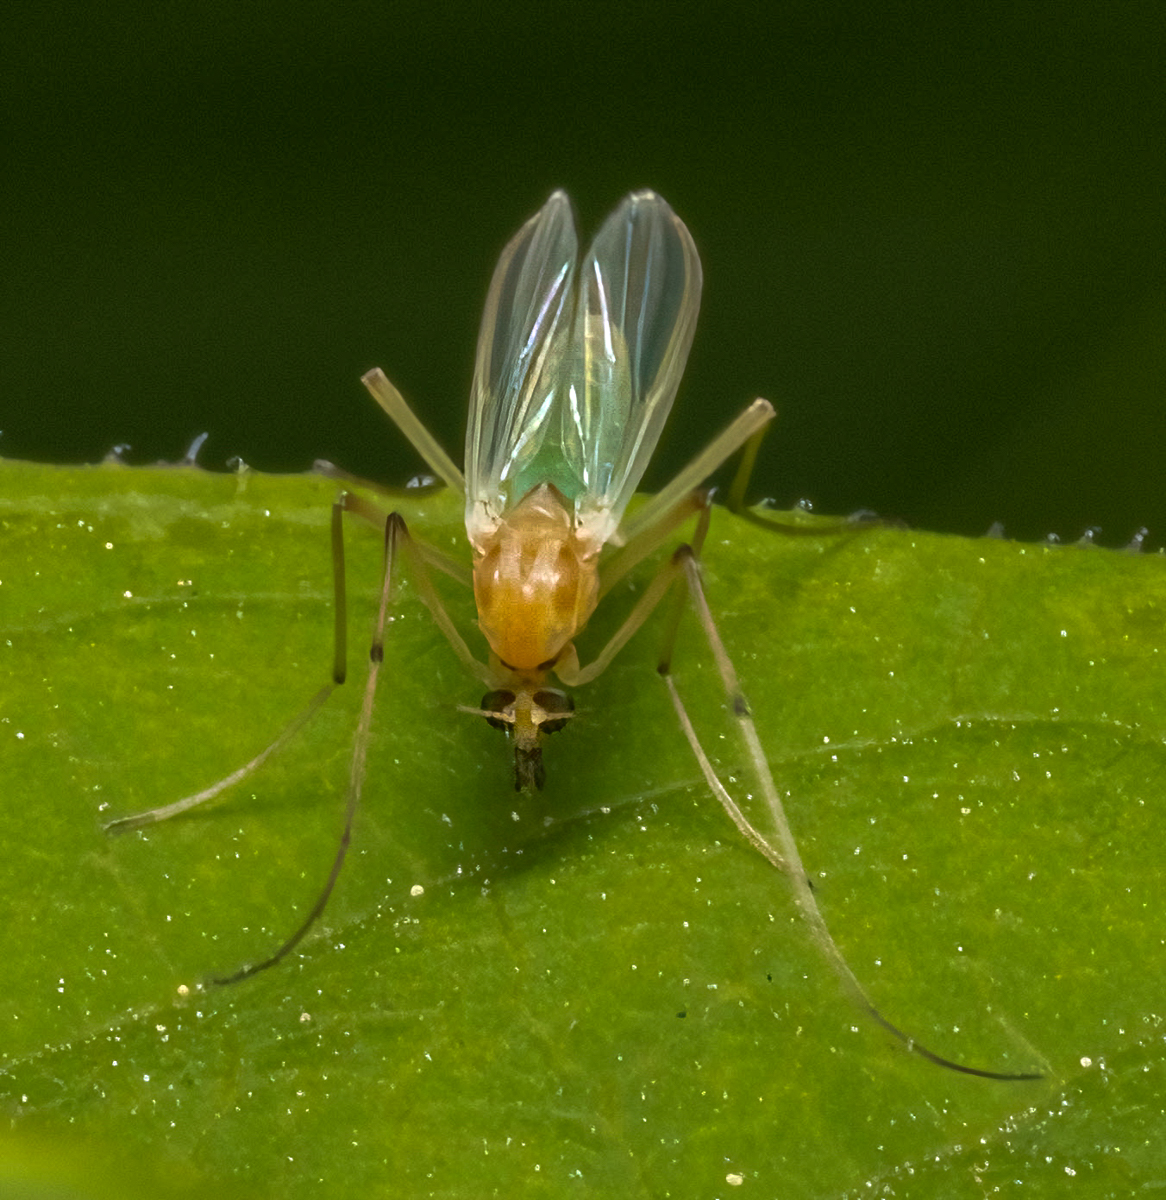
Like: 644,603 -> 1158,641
4,2 -> 1166,541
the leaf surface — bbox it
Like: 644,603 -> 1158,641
1,460 -> 1163,1197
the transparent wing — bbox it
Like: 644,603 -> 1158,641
464,190 -> 578,543
464,190 -> 702,551
568,190 -> 702,546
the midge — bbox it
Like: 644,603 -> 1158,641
108,190 -> 1041,1081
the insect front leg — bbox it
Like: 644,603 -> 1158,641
101,490 -> 367,835
660,540 -> 1044,1081
213,498 -> 500,984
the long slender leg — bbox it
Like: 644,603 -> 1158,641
103,686 -> 337,834
212,510 -> 404,984
211,507 -> 498,983
725,416 -> 772,514
601,397 -> 776,600
340,488 -> 473,589
379,511 -> 493,689
599,489 -> 707,601
543,466 -> 1042,1077
569,504 -> 795,873
560,552 -> 688,689
104,486 -> 483,835
103,490 -> 360,833
361,368 -> 466,496
661,543 -> 1044,1080
565,490 -> 716,687
618,398 -> 775,545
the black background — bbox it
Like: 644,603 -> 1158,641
5,2 -> 1166,541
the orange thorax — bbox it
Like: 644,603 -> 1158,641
471,484 -> 600,672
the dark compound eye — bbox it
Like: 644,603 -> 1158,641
480,689 -> 515,732
533,689 -> 574,734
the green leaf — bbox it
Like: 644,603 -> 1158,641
2,459 -> 1163,1197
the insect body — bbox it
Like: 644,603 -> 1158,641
461,189 -> 702,788
362,189 -> 767,792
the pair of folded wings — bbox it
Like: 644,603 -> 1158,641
464,189 -> 703,553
